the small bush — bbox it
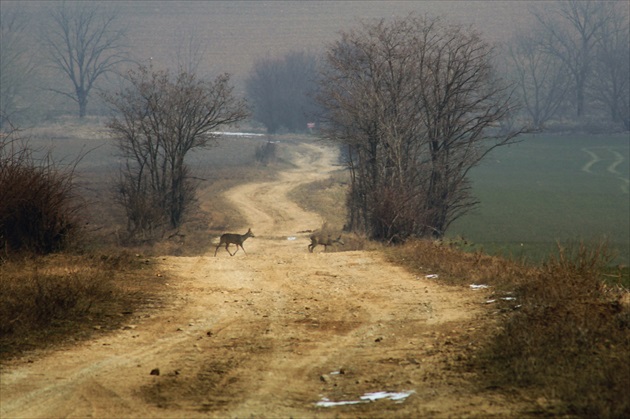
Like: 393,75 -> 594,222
0,133 -> 81,256
255,140 -> 277,165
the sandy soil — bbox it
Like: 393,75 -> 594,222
0,141 -> 533,418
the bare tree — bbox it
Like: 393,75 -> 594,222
531,0 -> 615,118
0,6 -> 38,128
318,15 -> 522,241
104,66 -> 249,237
41,1 -> 128,118
170,26 -> 208,76
591,8 -> 629,129
506,32 -> 570,130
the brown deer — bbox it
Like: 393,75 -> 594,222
214,228 -> 255,256
308,234 -> 344,253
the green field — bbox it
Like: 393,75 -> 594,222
449,133 -> 630,265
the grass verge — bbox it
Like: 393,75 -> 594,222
385,239 -> 630,418
0,251 -> 166,361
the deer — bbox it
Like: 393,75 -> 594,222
308,234 -> 344,253
214,228 -> 255,256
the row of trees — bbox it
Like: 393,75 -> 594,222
507,1 -> 629,130
2,1 -> 628,132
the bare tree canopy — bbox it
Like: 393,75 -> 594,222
506,32 -> 570,130
319,15 -> 522,241
169,26 -> 208,76
531,0 -> 619,118
105,66 -> 249,237
42,1 -> 129,118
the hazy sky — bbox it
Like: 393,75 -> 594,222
116,0 -> 539,83
6,0 -> 541,85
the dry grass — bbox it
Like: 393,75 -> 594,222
482,242 -> 630,418
386,239 -> 630,418
0,251 -> 165,361
288,170 -> 348,232
386,238 -> 535,289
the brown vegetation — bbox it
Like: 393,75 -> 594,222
0,252 -> 164,360
0,135 -> 81,256
387,239 -> 630,418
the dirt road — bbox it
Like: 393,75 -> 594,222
0,141 -> 530,418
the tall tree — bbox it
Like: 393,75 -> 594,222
42,1 -> 128,117
105,66 -> 249,237
170,26 -> 208,76
591,7 -> 629,129
318,15 -> 522,241
531,0 -> 615,118
0,5 -> 38,128
506,32 -> 570,130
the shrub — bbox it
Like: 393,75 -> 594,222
255,140 -> 277,165
0,133 -> 81,256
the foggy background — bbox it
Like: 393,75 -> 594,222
3,0 -> 540,117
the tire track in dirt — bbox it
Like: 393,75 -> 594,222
0,140 -> 532,418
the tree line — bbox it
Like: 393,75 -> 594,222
1,1 -> 628,249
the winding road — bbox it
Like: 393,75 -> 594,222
0,140 -> 531,418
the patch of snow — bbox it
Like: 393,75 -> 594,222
316,390 -> 415,407
360,390 -> 415,402
315,398 -> 364,407
209,131 -> 266,137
